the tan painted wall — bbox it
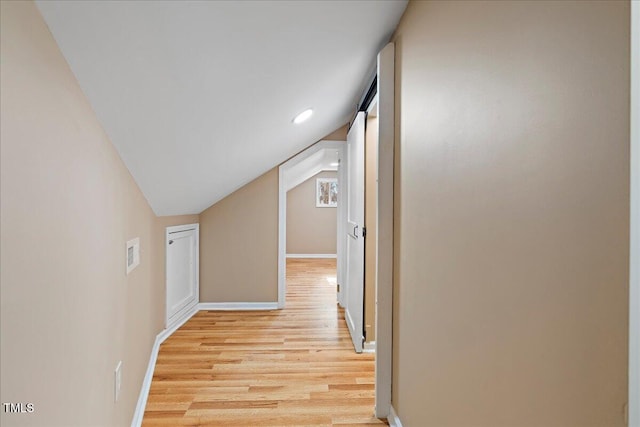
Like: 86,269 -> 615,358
199,168 -> 279,302
282,125 -> 348,165
156,215 -> 200,232
287,171 -> 337,255
199,126 -> 346,303
0,3 -> 195,425
321,124 -> 348,142
364,117 -> 378,342
391,1 -> 630,426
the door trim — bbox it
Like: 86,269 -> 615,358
286,253 -> 337,259
629,2 -> 639,424
198,302 -> 277,311
278,140 -> 346,308
165,223 -> 199,329
375,42 -> 394,419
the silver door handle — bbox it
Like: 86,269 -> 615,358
353,225 -> 358,239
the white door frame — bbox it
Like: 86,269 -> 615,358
278,141 -> 345,308
629,2 -> 639,425
337,141 -> 348,308
275,42 -> 395,417
165,223 -> 199,329
375,42 -> 394,419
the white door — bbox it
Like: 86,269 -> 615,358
166,224 -> 199,329
345,111 -> 366,353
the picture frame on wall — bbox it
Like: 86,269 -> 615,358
316,177 -> 338,208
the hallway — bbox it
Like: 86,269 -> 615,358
143,258 -> 384,426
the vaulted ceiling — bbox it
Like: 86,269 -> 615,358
36,1 -> 407,215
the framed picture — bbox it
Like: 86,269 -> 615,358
316,177 -> 338,208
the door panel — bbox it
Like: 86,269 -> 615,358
345,111 -> 366,353
167,228 -> 198,327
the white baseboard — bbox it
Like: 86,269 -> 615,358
165,301 -> 198,333
286,253 -> 337,259
161,304 -> 198,341
363,341 -> 376,353
131,300 -> 289,426
388,405 -> 403,427
131,306 -> 198,427
198,302 -> 278,311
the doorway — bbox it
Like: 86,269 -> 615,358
278,141 -> 346,308
276,42 -> 395,420
286,170 -> 339,259
342,84 -> 381,356
165,223 -> 199,329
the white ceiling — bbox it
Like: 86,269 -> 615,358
283,147 -> 340,193
36,0 -> 407,215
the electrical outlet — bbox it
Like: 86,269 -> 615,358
114,361 -> 122,402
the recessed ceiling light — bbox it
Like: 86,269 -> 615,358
293,109 -> 313,124
330,162 -> 339,167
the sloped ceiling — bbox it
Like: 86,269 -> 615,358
35,0 -> 407,215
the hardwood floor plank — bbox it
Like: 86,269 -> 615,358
142,258 -> 387,426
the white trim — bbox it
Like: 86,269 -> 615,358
375,42 -> 395,419
160,304 -> 199,342
363,341 -> 376,353
131,300 -> 278,426
286,253 -> 337,259
278,164 -> 286,309
337,140 -> 348,308
630,1 -> 639,425
126,237 -> 140,275
387,405 -> 403,427
166,299 -> 198,331
165,223 -> 199,329
366,93 -> 379,116
278,140 -> 346,309
131,306 -> 198,427
198,302 -> 278,311
345,308 -> 359,353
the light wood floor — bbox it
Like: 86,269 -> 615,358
142,258 -> 386,426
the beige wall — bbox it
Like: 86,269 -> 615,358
321,124 -> 348,142
282,125 -> 348,165
286,171 -> 337,255
391,1 -> 629,426
0,2 -> 192,425
199,126 -> 346,303
364,117 -> 378,342
199,168 -> 279,302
